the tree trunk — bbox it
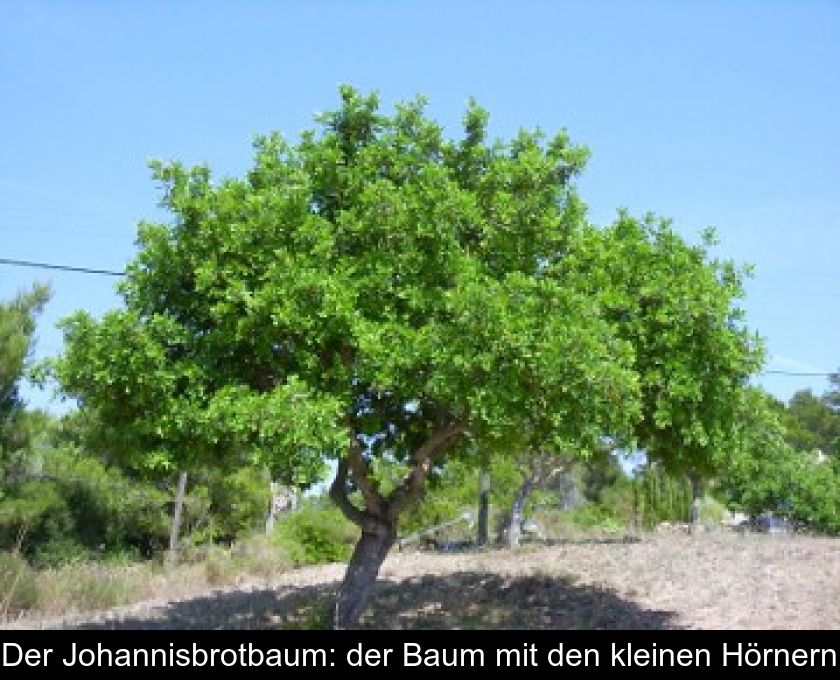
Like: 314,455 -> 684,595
167,470 -> 188,564
477,469 -> 490,547
265,481 -> 278,534
508,489 -> 526,549
329,421 -> 467,629
505,453 -> 555,549
507,469 -> 539,549
334,520 -> 396,629
690,476 -> 702,531
633,476 -> 641,531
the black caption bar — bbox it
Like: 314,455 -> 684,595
2,631 -> 837,674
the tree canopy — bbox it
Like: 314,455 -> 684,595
567,216 -> 763,477
51,87 -> 762,626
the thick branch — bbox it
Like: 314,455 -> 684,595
329,459 -> 374,529
384,421 -> 467,522
346,437 -> 385,516
511,453 -> 552,512
532,451 -> 572,486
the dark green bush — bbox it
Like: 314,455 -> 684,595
188,467 -> 272,543
0,447 -> 170,565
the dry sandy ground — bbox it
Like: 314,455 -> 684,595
8,532 -> 840,629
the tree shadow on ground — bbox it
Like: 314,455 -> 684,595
406,535 -> 643,553
67,571 -> 680,630
541,535 -> 643,546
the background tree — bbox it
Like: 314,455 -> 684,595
494,214 -> 763,538
782,388 -> 840,457
826,372 -> 840,458
566,216 -> 763,518
722,387 -> 840,533
51,87 -> 760,627
0,284 -> 50,475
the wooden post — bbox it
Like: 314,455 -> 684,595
167,471 -> 188,564
265,481 -> 278,534
690,476 -> 702,532
477,469 -> 490,547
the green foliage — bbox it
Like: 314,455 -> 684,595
0,284 -> 50,464
46,87 -> 761,561
398,460 -> 475,535
567,216 -> 763,478
48,87 -> 644,505
1,427 -> 273,565
399,456 -> 523,535
595,474 -> 636,525
563,504 -> 626,533
580,449 -> 625,503
696,495 -> 727,526
781,388 -> 840,456
271,499 -> 359,565
722,387 -> 840,534
727,446 -> 840,534
180,467 -> 272,544
633,465 -> 693,529
0,446 -> 171,565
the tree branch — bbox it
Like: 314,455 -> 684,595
346,437 -> 385,516
530,451 -> 575,489
329,459 -> 374,530
384,421 -> 467,522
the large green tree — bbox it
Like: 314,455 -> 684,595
52,88 -> 759,627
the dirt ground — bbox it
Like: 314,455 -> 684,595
8,532 -> 840,629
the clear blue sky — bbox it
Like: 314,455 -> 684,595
1,0 -> 838,412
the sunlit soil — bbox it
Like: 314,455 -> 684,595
7,532 -> 839,629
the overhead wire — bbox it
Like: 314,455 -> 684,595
1,255 -> 836,378
0,257 -> 124,277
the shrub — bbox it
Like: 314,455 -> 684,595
566,504 -> 626,533
0,446 -> 171,565
272,500 -> 358,566
725,438 -> 840,535
0,552 -> 39,616
202,534 -> 294,586
185,467 -> 272,544
697,495 -> 727,527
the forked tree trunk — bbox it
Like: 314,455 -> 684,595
505,454 -> 548,549
477,469 -> 490,547
504,452 -> 568,549
334,520 -> 397,629
329,421 -> 467,629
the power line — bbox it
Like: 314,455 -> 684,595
763,370 -> 837,377
0,258 -> 837,380
0,257 -> 124,277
